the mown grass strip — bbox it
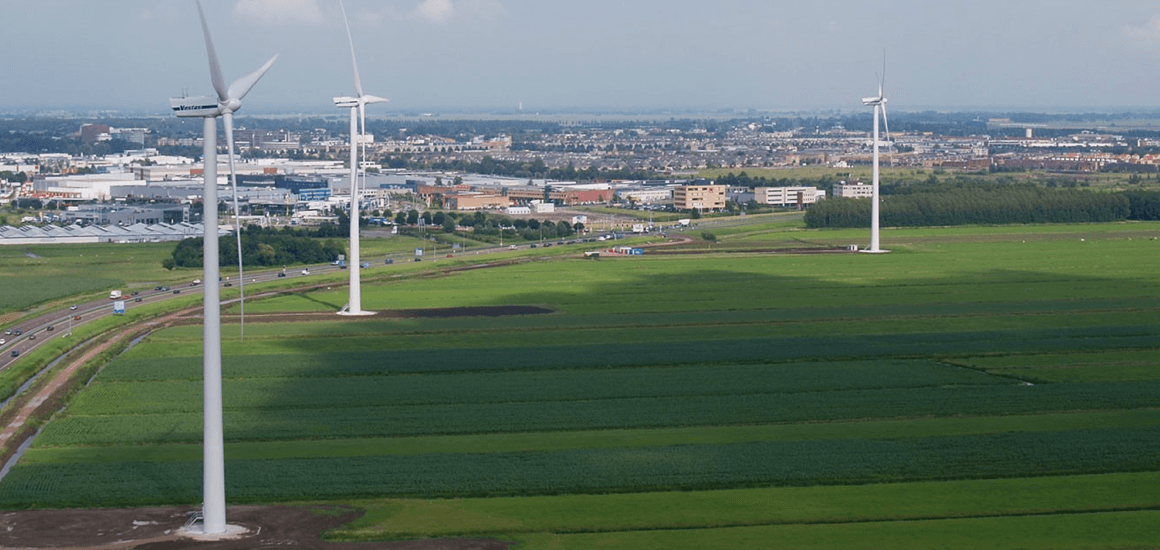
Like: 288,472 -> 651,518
328,471 -> 1160,540
509,510 -> 1160,550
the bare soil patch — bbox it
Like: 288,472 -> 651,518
0,505 -> 513,550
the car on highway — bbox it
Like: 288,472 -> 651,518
28,334 -> 35,340
224,282 -> 233,287
73,315 -> 81,321
0,338 -> 6,345
134,297 -> 143,302
46,325 -> 54,331
3,329 -> 10,335
131,291 -> 139,296
70,304 -> 78,310
10,350 -> 17,357
278,272 -> 286,277
13,329 -> 21,336
301,269 -> 310,275
173,289 -> 181,294
155,286 -> 164,291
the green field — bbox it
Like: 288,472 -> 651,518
2,221 -> 1159,548
0,243 -> 178,313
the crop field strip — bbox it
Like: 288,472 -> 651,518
2,223 -> 1159,547
124,294 -> 1160,344
21,410 -> 1160,464
6,424 -> 1160,507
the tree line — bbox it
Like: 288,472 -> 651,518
164,227 -> 345,269
804,183 -> 1131,228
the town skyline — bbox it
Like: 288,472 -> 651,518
4,1 -> 1160,114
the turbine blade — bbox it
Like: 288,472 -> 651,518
223,112 -> 246,340
882,104 -> 891,144
196,0 -> 229,102
880,53 -> 887,97
339,0 -> 364,98
228,55 -> 279,102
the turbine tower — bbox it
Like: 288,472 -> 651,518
169,0 -> 276,535
335,0 -> 387,316
861,63 -> 891,254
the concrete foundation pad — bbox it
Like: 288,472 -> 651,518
178,523 -> 252,541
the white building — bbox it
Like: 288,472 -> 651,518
755,186 -> 824,206
833,181 -> 873,199
619,187 -> 673,204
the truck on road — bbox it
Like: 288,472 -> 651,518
109,290 -> 122,300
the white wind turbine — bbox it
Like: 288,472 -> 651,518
861,61 -> 891,254
169,0 -> 276,536
334,0 -> 387,316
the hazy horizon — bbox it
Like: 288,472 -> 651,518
4,1 -> 1160,114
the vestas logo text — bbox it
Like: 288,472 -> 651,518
172,105 -> 217,111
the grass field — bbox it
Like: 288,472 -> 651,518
1,221 -> 1159,548
0,243 -> 177,313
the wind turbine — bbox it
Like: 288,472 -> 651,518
169,0 -> 276,536
334,0 -> 387,316
861,60 -> 891,254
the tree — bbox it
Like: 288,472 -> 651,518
406,210 -> 420,225
395,211 -> 407,225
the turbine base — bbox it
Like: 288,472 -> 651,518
337,310 -> 377,316
859,248 -> 892,254
178,523 -> 251,541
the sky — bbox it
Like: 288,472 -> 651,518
4,0 -> 1160,114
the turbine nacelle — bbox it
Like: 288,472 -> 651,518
170,95 -> 222,118
862,95 -> 886,106
334,94 -> 389,108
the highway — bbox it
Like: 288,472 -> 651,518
0,262 -> 350,372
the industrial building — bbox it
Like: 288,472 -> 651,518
673,182 -> 726,211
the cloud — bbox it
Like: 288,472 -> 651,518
412,0 -> 454,23
139,1 -> 182,23
1125,15 -> 1160,46
356,0 -> 504,28
404,0 -> 505,25
232,0 -> 325,26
